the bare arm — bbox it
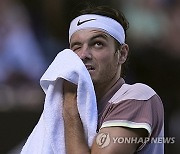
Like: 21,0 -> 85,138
63,80 -> 90,154
63,80 -> 148,154
91,127 -> 147,154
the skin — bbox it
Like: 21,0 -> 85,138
63,29 -> 148,154
70,29 -> 128,101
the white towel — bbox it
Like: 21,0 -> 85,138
21,49 -> 98,154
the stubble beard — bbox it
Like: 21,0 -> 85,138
92,63 -> 119,90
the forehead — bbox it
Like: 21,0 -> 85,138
70,28 -> 112,43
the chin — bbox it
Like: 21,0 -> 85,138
91,77 -> 97,84
89,74 -> 102,85
91,77 -> 100,86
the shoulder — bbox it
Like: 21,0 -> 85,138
109,83 -> 157,104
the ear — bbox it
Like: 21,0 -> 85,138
118,44 -> 129,64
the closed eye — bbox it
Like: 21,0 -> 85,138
72,46 -> 81,52
70,42 -> 82,52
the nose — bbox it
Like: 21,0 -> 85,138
77,45 -> 92,60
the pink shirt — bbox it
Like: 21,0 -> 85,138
98,78 -> 164,153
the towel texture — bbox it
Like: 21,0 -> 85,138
21,49 -> 97,154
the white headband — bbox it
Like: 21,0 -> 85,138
69,14 -> 125,44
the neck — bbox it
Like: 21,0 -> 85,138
94,75 -> 120,102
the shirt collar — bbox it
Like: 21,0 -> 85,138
98,78 -> 125,115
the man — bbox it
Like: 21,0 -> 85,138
63,5 -> 164,154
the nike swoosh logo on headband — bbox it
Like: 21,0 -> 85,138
77,18 -> 96,26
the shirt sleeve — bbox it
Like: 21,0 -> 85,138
100,94 -> 163,137
99,84 -> 164,152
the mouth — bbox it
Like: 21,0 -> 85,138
85,65 -> 95,71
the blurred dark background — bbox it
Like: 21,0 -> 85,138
0,0 -> 179,153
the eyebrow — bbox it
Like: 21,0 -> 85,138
90,33 -> 109,41
70,42 -> 82,49
70,32 -> 109,49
